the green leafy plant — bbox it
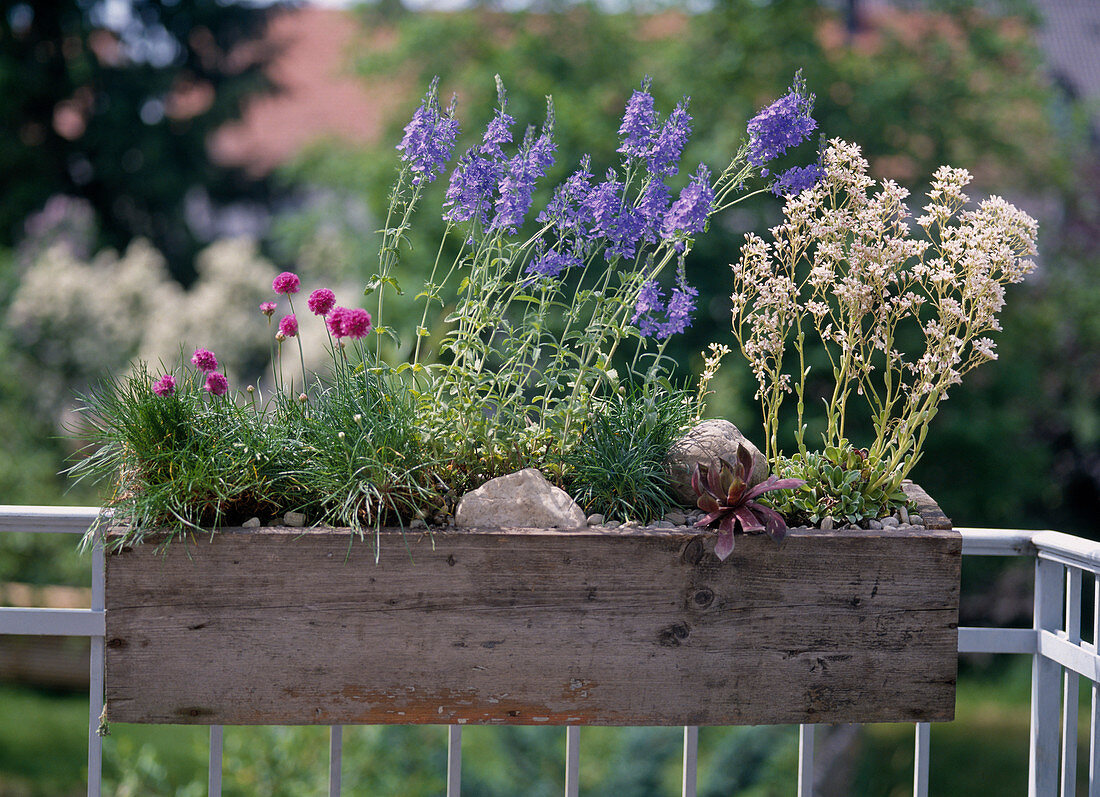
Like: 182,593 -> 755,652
691,445 -> 805,560
564,385 -> 696,523
769,442 -> 910,527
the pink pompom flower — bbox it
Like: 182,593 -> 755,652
278,314 -> 298,338
343,308 -> 373,340
308,288 -> 336,317
204,372 -> 229,396
152,374 -> 176,397
272,271 -> 300,295
191,348 -> 218,373
326,306 -> 349,338
259,301 -> 277,317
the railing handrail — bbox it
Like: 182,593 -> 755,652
2,504 -> 1099,797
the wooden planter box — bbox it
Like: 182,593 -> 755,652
103,484 -> 959,727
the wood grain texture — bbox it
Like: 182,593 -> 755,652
105,519 -> 960,727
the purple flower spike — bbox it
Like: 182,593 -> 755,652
617,80 -> 656,159
771,163 -> 825,196
191,348 -> 218,373
647,100 -> 692,176
204,372 -> 229,397
657,277 -> 698,339
272,271 -> 300,295
307,289 -> 336,317
278,314 -> 298,338
747,71 -> 817,168
259,301 -> 277,317
152,374 -> 176,397
342,308 -> 372,340
490,129 -> 556,235
526,249 -> 582,279
631,280 -> 665,338
443,94 -> 514,227
662,164 -> 715,243
397,77 -> 460,186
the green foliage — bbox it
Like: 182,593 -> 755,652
769,442 -> 911,526
0,0 -> 279,278
69,359 -> 441,549
564,385 -> 696,523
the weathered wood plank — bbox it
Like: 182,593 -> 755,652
105,521 -> 960,726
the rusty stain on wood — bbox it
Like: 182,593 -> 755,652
105,501 -> 960,727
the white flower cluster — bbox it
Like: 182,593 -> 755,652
6,237 -> 279,423
729,138 -> 1037,483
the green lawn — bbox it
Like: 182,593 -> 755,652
0,662 -> 1081,796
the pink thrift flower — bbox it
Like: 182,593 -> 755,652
307,288 -> 336,316
259,301 -> 277,317
278,314 -> 298,338
343,308 -> 373,340
272,271 -> 300,295
152,374 -> 176,396
326,306 -> 348,338
191,348 -> 218,373
204,372 -> 229,396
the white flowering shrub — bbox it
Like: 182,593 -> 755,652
6,237 -> 278,419
729,139 -> 1038,494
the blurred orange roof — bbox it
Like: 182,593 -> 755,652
210,6 -> 401,176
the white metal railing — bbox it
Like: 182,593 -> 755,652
2,506 -> 1097,796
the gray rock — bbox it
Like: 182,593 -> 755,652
665,420 -> 769,504
868,519 -> 883,530
819,516 -> 835,530
242,517 -> 261,528
410,518 -> 427,529
845,523 -> 861,530
881,516 -> 900,528
586,513 -> 605,526
283,511 -> 305,527
655,520 -> 676,529
910,514 -> 923,526
663,510 -> 687,525
455,468 -> 586,530
898,506 -> 910,524
604,521 -> 622,529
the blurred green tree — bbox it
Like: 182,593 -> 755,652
0,0 -> 280,281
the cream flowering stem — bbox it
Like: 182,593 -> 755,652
727,138 -> 1038,490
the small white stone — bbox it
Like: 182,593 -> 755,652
910,514 -> 924,526
868,519 -> 883,530
604,521 -> 622,529
283,511 -> 306,527
898,506 -> 910,524
242,517 -> 261,528
819,516 -> 834,530
881,516 -> 900,528
586,513 -> 605,526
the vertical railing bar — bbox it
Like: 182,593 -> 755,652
87,537 -> 104,797
797,724 -> 815,797
1062,568 -> 1082,797
1031,558 -> 1065,796
913,723 -> 931,797
446,725 -> 462,797
209,725 -> 223,797
1092,575 -> 1100,797
328,725 -> 343,797
682,726 -> 698,797
564,726 -> 580,797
